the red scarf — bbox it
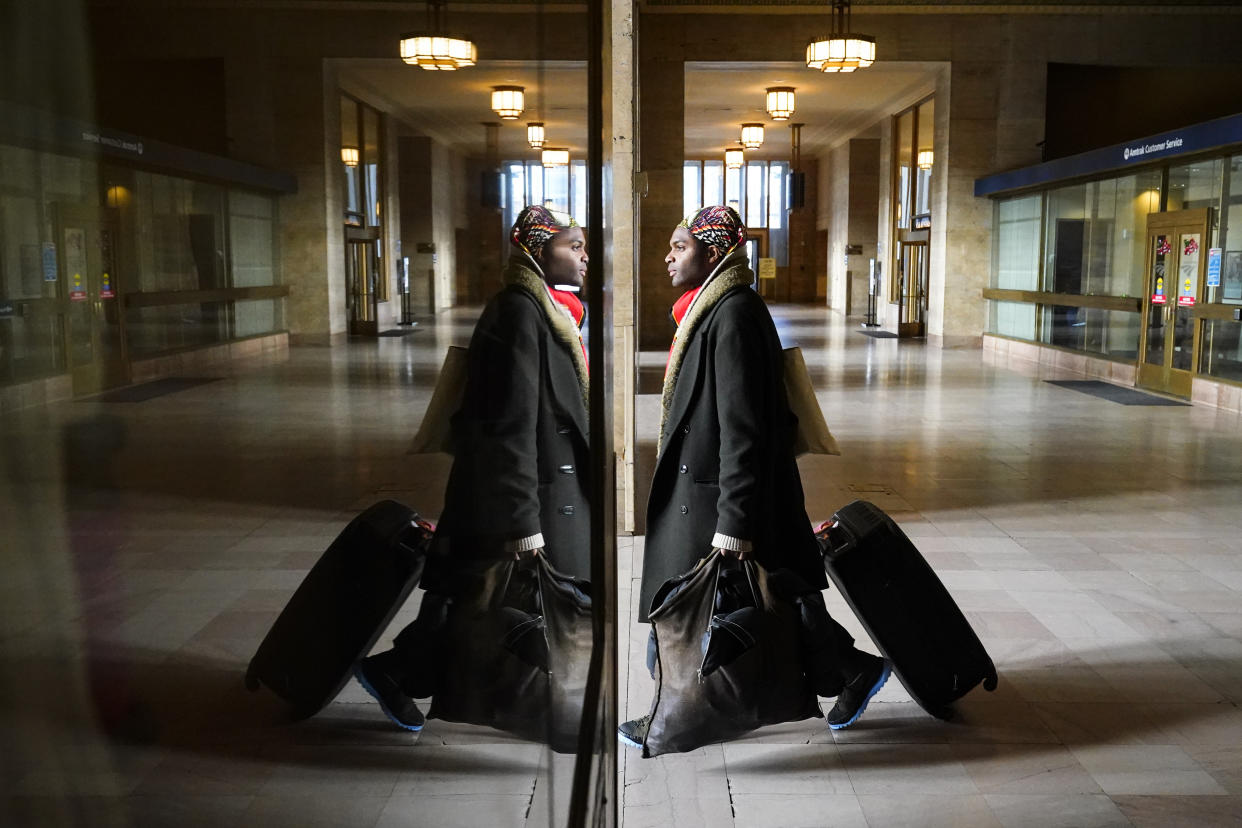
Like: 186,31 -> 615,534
549,288 -> 588,367
666,286 -> 703,375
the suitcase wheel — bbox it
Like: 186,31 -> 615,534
929,705 -> 954,722
983,673 -> 998,692
244,669 -> 261,693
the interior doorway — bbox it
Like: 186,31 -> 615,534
345,227 -> 380,337
59,204 -> 129,395
896,228 -> 929,338
1138,208 -> 1209,398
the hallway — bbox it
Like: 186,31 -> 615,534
1,304 -> 1241,826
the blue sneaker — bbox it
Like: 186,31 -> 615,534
354,657 -> 425,732
617,715 -> 650,750
826,655 -> 890,730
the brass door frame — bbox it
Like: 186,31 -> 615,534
57,203 -> 129,394
896,228 -> 929,338
1137,208 -> 1209,398
345,227 -> 380,337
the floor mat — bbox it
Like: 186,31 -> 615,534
377,327 -> 419,337
90,377 -> 222,403
1045,380 -> 1189,406
858,329 -> 898,339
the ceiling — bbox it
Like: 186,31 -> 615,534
334,58 -> 940,163
336,59 -> 589,160
683,61 -> 938,159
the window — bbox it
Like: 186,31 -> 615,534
501,160 -> 591,236
340,95 -> 387,301
681,159 -> 790,265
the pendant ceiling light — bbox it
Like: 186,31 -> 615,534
740,123 -> 765,150
765,87 -> 796,121
491,86 -> 525,120
527,122 -> 546,150
340,146 -> 359,167
806,0 -> 875,73
724,147 -> 744,169
542,147 -> 569,168
917,150 -> 934,170
399,0 -> 477,71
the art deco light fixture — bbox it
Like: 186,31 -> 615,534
340,146 -> 359,167
399,0 -> 477,71
806,0 -> 875,73
541,147 -> 569,167
725,147 -> 744,169
766,87 -> 796,121
740,123 -> 765,150
917,150 -> 934,170
527,123 -> 546,149
491,86 -> 525,120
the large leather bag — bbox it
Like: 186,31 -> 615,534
427,553 -> 591,753
642,555 -> 822,757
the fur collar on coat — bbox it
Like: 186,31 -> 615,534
658,248 -> 754,451
503,255 -> 590,408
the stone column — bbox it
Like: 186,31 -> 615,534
609,0 -> 638,533
930,47 -> 1044,349
273,58 -> 345,346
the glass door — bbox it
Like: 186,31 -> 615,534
896,230 -> 929,337
59,205 -> 128,395
345,230 -> 379,337
1139,209 -> 1208,397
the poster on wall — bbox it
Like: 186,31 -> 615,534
1177,234 -> 1199,307
1207,248 -> 1222,288
65,228 -> 87,302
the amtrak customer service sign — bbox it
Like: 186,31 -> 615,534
976,112 -> 1242,197
1122,134 -> 1186,163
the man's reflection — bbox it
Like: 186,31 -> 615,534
357,206 -> 591,742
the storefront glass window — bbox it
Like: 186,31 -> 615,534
1043,171 -> 1160,300
133,172 -> 227,293
1199,154 -> 1242,381
991,194 -> 1041,340
0,145 -> 69,384
1167,158 -> 1222,212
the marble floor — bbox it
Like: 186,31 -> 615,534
1,303 -> 1241,827
621,307 -> 1242,827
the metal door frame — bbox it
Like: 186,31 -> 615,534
1138,208 -> 1209,397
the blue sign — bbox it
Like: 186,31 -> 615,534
976,112 -> 1242,197
1208,248 -> 1222,288
41,242 -> 57,282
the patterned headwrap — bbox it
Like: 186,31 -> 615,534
510,204 -> 578,262
679,205 -> 746,255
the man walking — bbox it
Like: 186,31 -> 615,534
620,206 -> 889,748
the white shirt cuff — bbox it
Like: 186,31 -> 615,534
712,532 -> 753,554
504,533 -> 545,554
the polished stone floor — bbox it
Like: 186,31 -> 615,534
2,304 -> 1241,827
621,307 -> 1242,827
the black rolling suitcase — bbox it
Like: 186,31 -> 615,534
246,500 -> 434,719
816,500 -> 998,720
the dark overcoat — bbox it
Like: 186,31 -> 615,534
638,286 -> 827,621
421,283 -> 590,592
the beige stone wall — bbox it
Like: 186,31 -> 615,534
636,22 -> 684,352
